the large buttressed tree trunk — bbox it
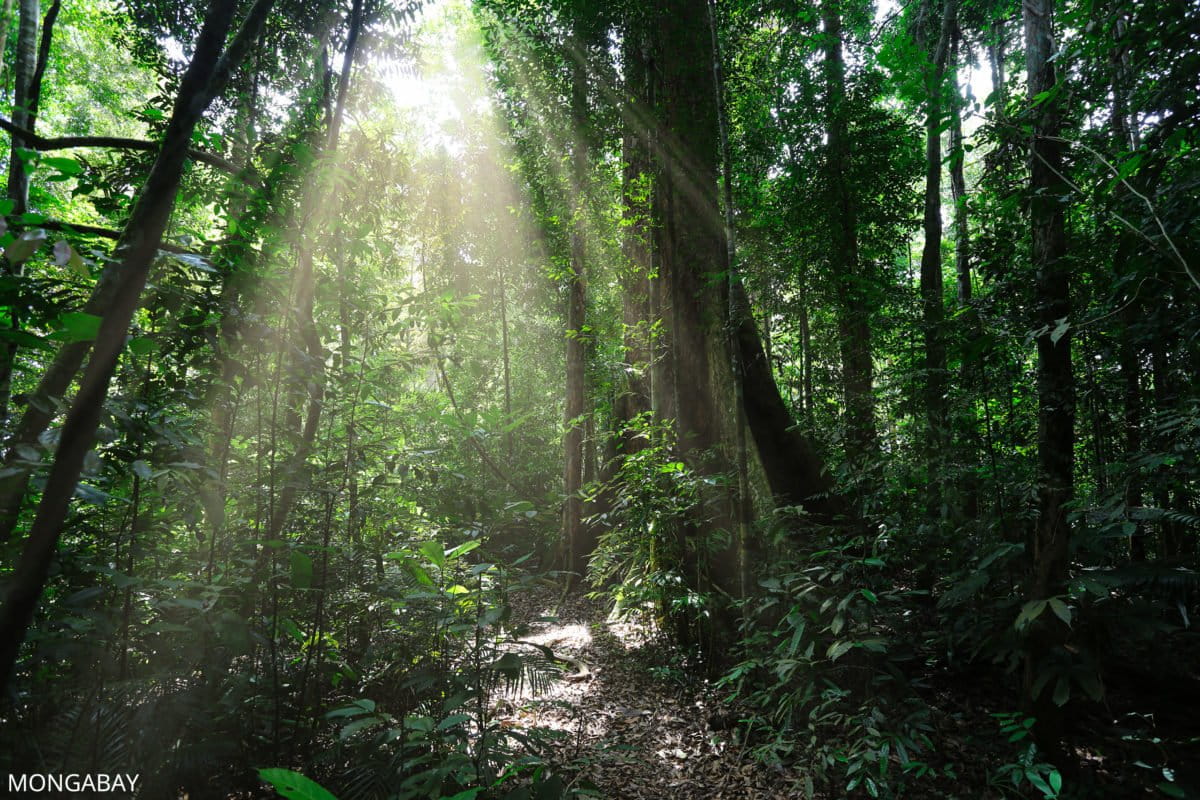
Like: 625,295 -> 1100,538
641,0 -> 842,603
1022,0 -> 1075,760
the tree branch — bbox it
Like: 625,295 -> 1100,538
18,219 -> 203,256
0,115 -> 242,175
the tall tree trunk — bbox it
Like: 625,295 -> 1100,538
0,0 -> 43,421
988,17 -> 1006,108
499,263 -> 514,461
707,0 -> 753,598
5,0 -> 37,213
0,0 -> 275,692
0,0 -> 17,86
1021,0 -> 1075,761
616,22 -> 652,452
823,0 -> 877,465
918,0 -> 957,511
653,0 -> 738,613
949,30 -> 971,304
562,21 -> 590,579
0,0 -> 273,541
1109,6 -> 1143,561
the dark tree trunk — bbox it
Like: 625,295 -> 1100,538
1110,9 -> 1143,561
0,0 -> 275,691
1021,0 -> 1075,761
563,20 -> 590,579
949,31 -> 971,304
822,0 -> 877,464
616,23 -> 652,451
918,0 -> 957,509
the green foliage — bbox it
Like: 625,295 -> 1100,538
719,533 -> 949,798
585,414 -> 716,643
259,768 -> 341,800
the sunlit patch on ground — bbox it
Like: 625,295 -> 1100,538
492,586 -> 801,798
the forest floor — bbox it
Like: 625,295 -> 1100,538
498,588 -> 800,799
495,586 -> 1200,800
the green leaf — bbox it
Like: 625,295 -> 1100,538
419,539 -> 446,568
1047,597 -> 1071,626
1025,770 -> 1054,797
0,328 -> 52,351
1157,782 -> 1186,798
338,715 -> 384,740
1049,318 -> 1070,345
291,550 -> 313,589
129,336 -> 159,356
1052,677 -> 1070,707
1049,771 -> 1063,793
445,539 -> 481,561
40,156 -> 84,176
826,640 -> 854,661
5,229 -> 46,264
860,588 -> 878,604
404,560 -> 435,587
257,768 -> 339,800
52,312 -> 102,343
437,713 -> 473,731
1015,600 -> 1048,629
440,790 -> 481,800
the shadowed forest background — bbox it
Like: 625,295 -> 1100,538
0,0 -> 1197,796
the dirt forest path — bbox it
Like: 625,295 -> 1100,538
498,589 -> 801,799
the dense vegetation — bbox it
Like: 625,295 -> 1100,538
0,0 -> 1196,796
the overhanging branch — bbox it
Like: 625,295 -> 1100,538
0,116 -> 243,175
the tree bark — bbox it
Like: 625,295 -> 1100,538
562,19 -> 590,579
918,0 -> 957,508
616,23 -> 652,448
5,0 -> 38,214
948,30 -> 971,304
1021,0 -> 1075,761
823,0 -> 877,464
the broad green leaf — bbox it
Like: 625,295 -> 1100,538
440,790 -> 481,800
40,156 -> 84,176
1052,677 -> 1070,707
1025,770 -> 1054,797
257,768 -> 338,800
129,336 -> 159,356
1049,318 -> 1070,345
419,539 -> 446,568
445,539 -> 481,561
0,328 -> 52,351
52,312 -> 102,343
1047,597 -> 1071,626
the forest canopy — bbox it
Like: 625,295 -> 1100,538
0,0 -> 1197,797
